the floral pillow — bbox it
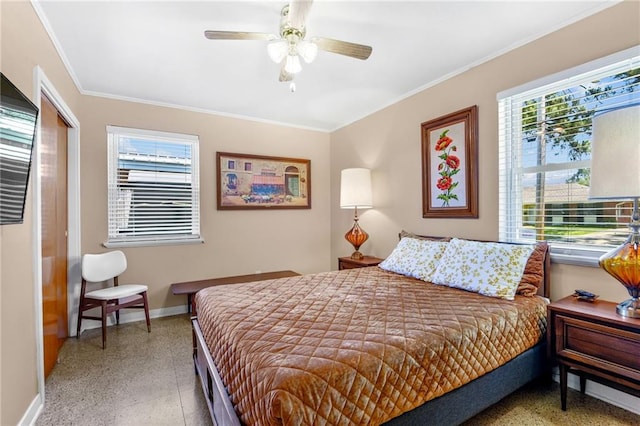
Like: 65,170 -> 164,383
379,237 -> 449,282
431,238 -> 535,300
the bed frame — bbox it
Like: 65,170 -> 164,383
191,240 -> 551,426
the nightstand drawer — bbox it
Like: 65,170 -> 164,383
339,262 -> 360,270
548,296 -> 640,410
338,256 -> 384,270
556,314 -> 640,381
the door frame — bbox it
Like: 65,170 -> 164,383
32,66 -> 81,405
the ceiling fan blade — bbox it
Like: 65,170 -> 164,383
204,30 -> 275,41
287,0 -> 314,30
279,63 -> 294,82
312,37 -> 372,60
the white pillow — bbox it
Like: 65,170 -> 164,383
379,237 -> 449,282
430,238 -> 535,300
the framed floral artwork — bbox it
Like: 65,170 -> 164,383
421,105 -> 478,218
216,152 -> 311,210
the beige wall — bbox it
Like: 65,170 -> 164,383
330,1 -> 640,303
78,96 -> 331,311
1,1 -> 81,423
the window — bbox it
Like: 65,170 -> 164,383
498,47 -> 639,265
106,126 -> 201,247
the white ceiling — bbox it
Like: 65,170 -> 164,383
33,1 -> 617,132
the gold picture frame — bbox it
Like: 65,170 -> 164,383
216,152 -> 311,210
421,105 -> 478,218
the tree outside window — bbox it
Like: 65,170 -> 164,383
499,51 -> 639,263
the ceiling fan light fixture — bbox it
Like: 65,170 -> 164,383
205,0 -> 373,83
267,39 -> 288,63
285,54 -> 302,74
297,40 -> 318,63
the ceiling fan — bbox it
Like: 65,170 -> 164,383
204,0 -> 372,85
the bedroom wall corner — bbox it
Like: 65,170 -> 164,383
329,0 -> 639,306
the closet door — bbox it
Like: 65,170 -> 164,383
41,94 -> 69,377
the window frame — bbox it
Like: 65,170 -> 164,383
497,46 -> 640,266
104,125 -> 202,248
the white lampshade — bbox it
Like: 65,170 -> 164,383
340,168 -> 372,209
284,54 -> 302,74
589,105 -> 640,200
267,40 -> 288,63
297,40 -> 318,63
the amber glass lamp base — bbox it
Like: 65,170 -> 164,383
345,218 -> 369,260
599,229 -> 640,318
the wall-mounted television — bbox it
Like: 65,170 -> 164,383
0,73 -> 39,225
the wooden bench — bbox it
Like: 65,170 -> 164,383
171,270 -> 301,313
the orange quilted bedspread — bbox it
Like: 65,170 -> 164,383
195,267 -> 547,425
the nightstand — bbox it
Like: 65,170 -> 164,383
547,296 -> 640,411
338,256 -> 384,270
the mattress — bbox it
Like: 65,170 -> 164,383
195,266 -> 547,425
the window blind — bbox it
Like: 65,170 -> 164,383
106,126 -> 200,247
498,48 -> 640,265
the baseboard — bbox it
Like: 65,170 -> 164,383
77,304 -> 188,334
552,369 -> 640,415
18,393 -> 43,426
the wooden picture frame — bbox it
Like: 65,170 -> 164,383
421,105 -> 478,218
216,152 -> 311,210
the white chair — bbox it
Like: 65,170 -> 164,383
77,250 -> 150,348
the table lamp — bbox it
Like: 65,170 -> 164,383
589,105 -> 640,318
340,168 -> 372,260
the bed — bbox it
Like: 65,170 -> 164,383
191,236 -> 551,425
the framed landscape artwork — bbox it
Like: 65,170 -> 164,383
216,152 -> 311,210
421,105 -> 478,218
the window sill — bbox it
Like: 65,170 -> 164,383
103,237 -> 204,249
549,246 -> 609,267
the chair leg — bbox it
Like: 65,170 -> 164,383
142,291 -> 151,333
115,300 -> 120,325
76,304 -> 83,339
101,300 -> 108,349
77,281 -> 86,339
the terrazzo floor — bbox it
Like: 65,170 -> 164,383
36,315 -> 639,426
